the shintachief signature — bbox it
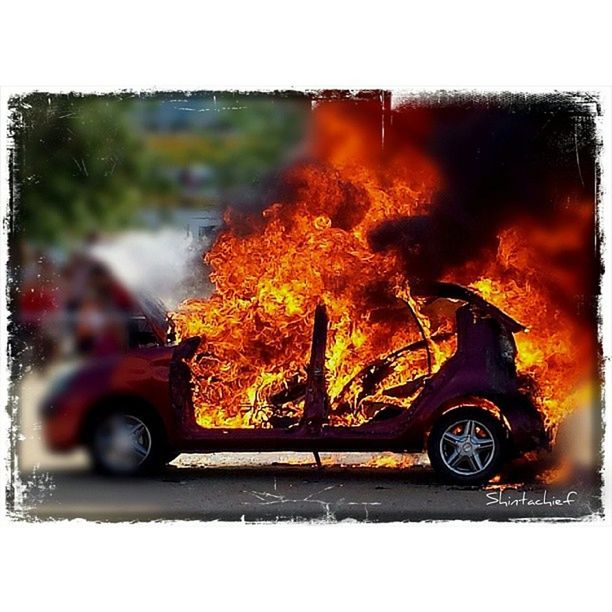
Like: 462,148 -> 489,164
485,490 -> 577,507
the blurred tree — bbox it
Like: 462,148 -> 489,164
144,94 -> 309,202
11,94 -> 162,245
208,95 -> 308,192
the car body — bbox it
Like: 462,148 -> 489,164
41,283 -> 550,484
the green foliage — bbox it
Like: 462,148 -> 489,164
147,94 -> 309,192
207,96 -> 307,190
11,94 -> 158,246
10,92 -> 309,246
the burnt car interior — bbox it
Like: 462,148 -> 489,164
172,282 -> 530,439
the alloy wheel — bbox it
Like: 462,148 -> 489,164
93,414 -> 152,473
439,418 -> 496,476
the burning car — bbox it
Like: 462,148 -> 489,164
41,281 -> 549,485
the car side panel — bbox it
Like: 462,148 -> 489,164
43,346 -> 174,451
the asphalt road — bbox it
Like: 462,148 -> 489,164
11,367 -> 603,523
13,460 -> 601,522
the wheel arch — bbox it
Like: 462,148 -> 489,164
425,394 -> 513,448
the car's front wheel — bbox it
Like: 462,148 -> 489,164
427,408 -> 506,485
88,408 -> 165,476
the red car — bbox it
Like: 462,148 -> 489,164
41,283 -> 549,484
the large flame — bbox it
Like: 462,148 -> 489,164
456,209 -> 595,432
171,100 -> 594,436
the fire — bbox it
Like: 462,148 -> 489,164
171,100 -> 594,437
171,163 -> 441,427
452,210 -> 595,434
364,453 -> 418,469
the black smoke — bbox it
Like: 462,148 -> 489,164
369,93 -> 599,282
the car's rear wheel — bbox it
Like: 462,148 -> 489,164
88,408 -> 165,476
427,407 -> 506,485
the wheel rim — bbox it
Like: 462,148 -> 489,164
94,414 -> 152,472
439,418 -> 496,476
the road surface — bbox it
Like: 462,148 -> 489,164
13,461 -> 600,522
9,367 -> 602,522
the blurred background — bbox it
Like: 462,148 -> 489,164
10,92 -> 310,367
8,92 -> 311,479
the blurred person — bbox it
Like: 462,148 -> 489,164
74,290 -> 128,357
61,246 -> 137,357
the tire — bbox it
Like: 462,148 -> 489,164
87,406 -> 166,476
427,407 -> 507,485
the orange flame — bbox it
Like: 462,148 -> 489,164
449,204 -> 596,433
171,101 -> 595,437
